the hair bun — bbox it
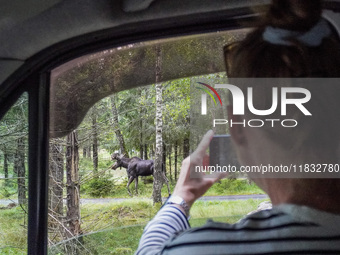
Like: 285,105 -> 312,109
266,0 -> 322,31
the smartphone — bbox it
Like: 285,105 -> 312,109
209,135 -> 240,168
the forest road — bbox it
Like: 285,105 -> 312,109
0,194 -> 268,206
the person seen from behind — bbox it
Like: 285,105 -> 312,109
136,0 -> 340,254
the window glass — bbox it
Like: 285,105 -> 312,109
0,93 -> 28,255
48,29 -> 266,254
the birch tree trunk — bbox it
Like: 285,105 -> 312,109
153,45 -> 163,204
110,95 -> 129,158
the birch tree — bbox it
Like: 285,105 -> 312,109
153,45 -> 163,204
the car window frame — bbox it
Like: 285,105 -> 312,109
2,3 -> 340,254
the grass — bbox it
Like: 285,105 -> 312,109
78,198 -> 263,231
80,199 -> 160,233
0,206 -> 27,255
191,199 -> 263,219
48,198 -> 267,255
205,179 -> 263,196
0,198 -> 268,255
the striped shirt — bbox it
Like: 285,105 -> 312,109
136,203 -> 340,255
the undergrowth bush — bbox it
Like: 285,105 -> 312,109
0,180 -> 18,199
82,176 -> 115,197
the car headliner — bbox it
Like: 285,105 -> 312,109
0,0 -> 340,102
0,0 -> 272,85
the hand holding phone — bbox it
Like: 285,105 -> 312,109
209,135 -> 240,170
172,131 -> 226,208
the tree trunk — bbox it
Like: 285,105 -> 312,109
168,145 -> 172,183
140,143 -> 144,159
144,144 -> 148,159
162,142 -> 166,176
110,95 -> 129,158
15,138 -> 26,206
4,152 -> 8,178
174,141 -> 178,181
153,45 -> 163,204
179,142 -> 183,161
49,138 -> 64,234
140,117 -> 144,159
66,131 -> 81,239
183,137 -> 190,159
139,89 -> 144,159
151,145 -> 155,159
3,151 -> 8,186
91,106 -> 98,172
87,146 -> 91,159
82,147 -> 87,158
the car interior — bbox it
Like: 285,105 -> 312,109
1,0 -> 340,254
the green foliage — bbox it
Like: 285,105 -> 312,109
0,93 -> 28,203
82,176 -> 115,197
0,181 -> 17,199
79,157 -> 95,173
78,156 -> 112,176
0,94 -> 28,166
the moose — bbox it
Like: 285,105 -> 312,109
111,153 -> 171,196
